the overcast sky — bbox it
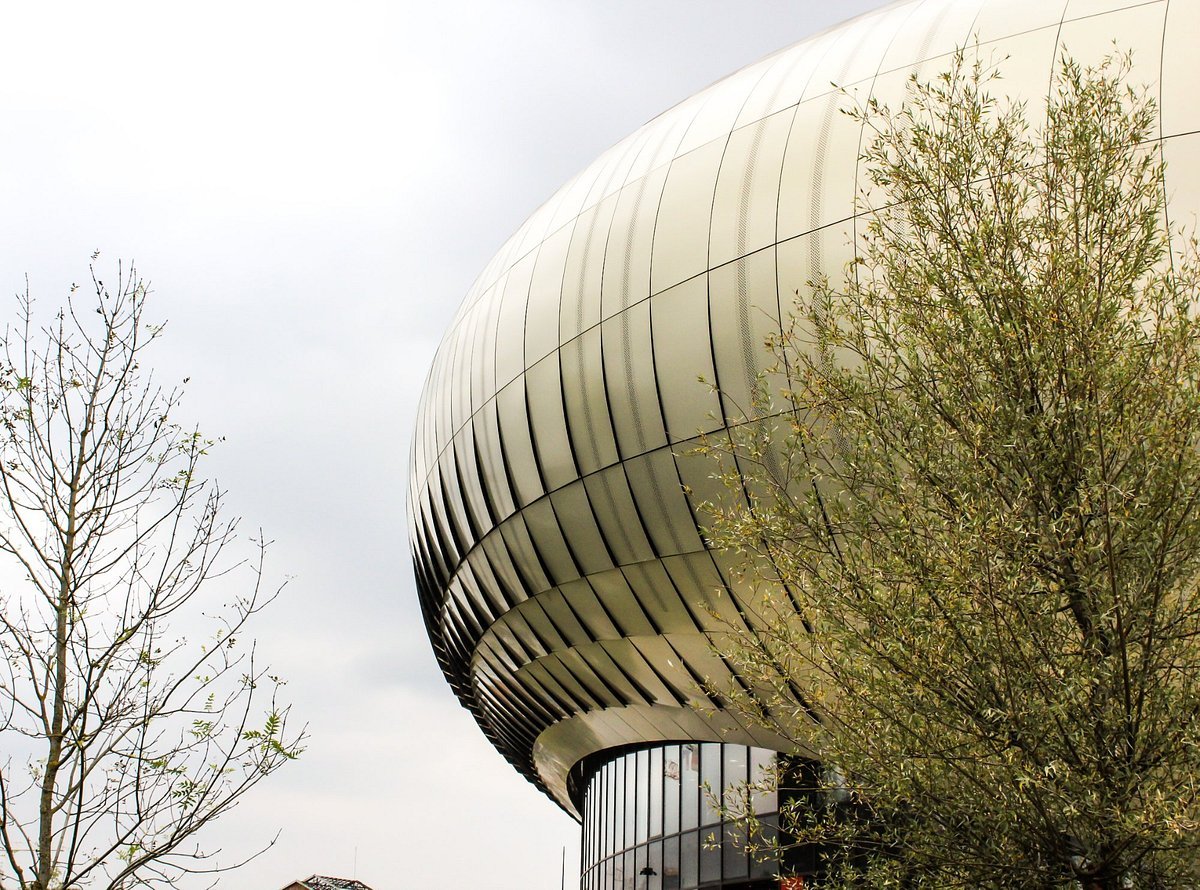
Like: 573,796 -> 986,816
0,2 -> 886,887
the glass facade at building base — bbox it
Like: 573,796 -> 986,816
578,742 -> 811,890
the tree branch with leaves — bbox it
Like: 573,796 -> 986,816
704,50 -> 1200,889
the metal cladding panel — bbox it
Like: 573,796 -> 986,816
407,0 -> 1184,816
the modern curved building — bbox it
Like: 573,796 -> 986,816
408,1 -> 1199,887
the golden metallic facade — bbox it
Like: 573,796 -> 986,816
409,0 -> 1195,817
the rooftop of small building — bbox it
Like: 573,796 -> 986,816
282,876 -> 374,890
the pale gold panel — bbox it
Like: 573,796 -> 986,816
675,64 -> 767,157
525,223 -> 574,367
1161,0 -> 1200,136
777,91 -> 865,241
709,109 -> 793,267
560,193 -> 619,343
650,139 -> 725,295
601,165 -> 669,321
1055,3 -> 1164,86
650,276 -> 722,445
602,301 -> 669,459
878,0 -> 986,76
972,0 -> 1068,41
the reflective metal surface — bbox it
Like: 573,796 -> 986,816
409,0 -> 1192,815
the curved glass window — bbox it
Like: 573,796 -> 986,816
580,742 -> 784,889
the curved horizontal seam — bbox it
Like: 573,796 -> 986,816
411,212 -> 858,509
484,635 -> 696,706
459,542 -> 719,668
416,10 -> 1187,726
417,112 -> 1184,511
411,10 -> 1137,494
433,410 -> 806,678
465,558 -> 710,671
430,388 -> 817,636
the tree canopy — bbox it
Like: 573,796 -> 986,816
0,265 -> 303,890
705,51 -> 1200,889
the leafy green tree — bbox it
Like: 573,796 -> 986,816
704,52 -> 1200,889
0,264 -> 303,890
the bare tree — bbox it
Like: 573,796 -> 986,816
705,52 -> 1200,889
0,263 -> 302,890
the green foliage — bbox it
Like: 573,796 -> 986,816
705,51 -> 1200,889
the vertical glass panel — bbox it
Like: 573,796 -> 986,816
624,849 -> 635,890
613,851 -> 625,890
750,815 -> 779,878
634,845 -> 648,890
594,782 -> 601,866
723,823 -> 749,881
664,745 -> 682,835
636,749 -> 650,843
584,785 -> 591,866
681,743 -> 700,831
649,747 -> 663,839
751,748 -> 776,815
601,765 -> 609,860
625,753 -> 636,851
700,743 -> 722,826
647,840 -> 663,890
600,769 -> 607,861
699,827 -> 722,885
723,745 -> 749,811
680,830 -> 699,890
612,758 -> 623,856
663,835 -> 681,890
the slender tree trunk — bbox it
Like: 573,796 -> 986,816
35,562 -> 71,890
34,401 -> 88,890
